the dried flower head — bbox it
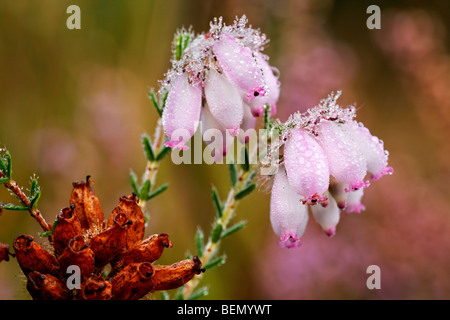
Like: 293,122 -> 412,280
11,176 -> 204,300
267,92 -> 393,247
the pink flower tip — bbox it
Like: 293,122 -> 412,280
278,234 -> 302,248
164,141 -> 189,150
371,166 -> 394,181
324,227 -> 336,237
246,87 -> 266,103
345,180 -> 370,192
345,203 -> 366,215
227,127 -> 240,137
301,193 -> 328,206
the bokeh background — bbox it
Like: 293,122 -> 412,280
1,0 -> 450,299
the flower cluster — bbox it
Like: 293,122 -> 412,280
268,92 -> 393,248
161,15 -> 280,159
12,177 -> 204,300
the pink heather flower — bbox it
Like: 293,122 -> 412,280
201,103 -> 235,163
344,189 -> 366,214
248,53 -> 280,117
212,34 -> 267,103
347,121 -> 394,181
284,128 -> 330,205
160,16 -> 279,150
204,68 -> 243,136
161,73 -> 202,150
311,195 -> 340,237
270,168 -> 309,248
266,91 -> 393,247
238,104 -> 257,144
315,120 -> 369,192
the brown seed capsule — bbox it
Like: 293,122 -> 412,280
13,234 -> 59,276
53,205 -> 83,256
90,212 -> 131,268
112,233 -> 172,274
148,256 -> 204,292
0,242 -> 14,263
70,176 -> 104,233
111,262 -> 155,300
79,277 -> 112,300
107,194 -> 145,249
26,271 -> 72,300
58,235 -> 95,283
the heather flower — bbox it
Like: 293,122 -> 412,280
161,16 -> 280,151
270,168 -> 309,248
266,92 -> 393,245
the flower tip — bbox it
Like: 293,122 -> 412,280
371,167 -> 394,181
345,203 -> 366,214
246,87 -> 266,103
345,180 -> 370,192
251,106 -> 264,117
278,233 -> 302,248
302,193 -> 328,206
227,127 -> 240,137
324,227 -> 336,237
337,200 -> 347,210
164,141 -> 189,150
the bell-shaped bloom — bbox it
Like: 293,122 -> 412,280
270,168 -> 309,248
162,73 -> 202,150
248,53 -> 280,117
204,68 -> 243,136
347,121 -> 394,181
316,121 -> 369,192
212,34 -> 266,102
328,176 -> 348,209
344,189 -> 365,214
238,104 -> 257,144
311,195 -> 340,237
284,129 -> 330,204
201,104 -> 235,163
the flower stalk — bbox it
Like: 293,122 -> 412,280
0,152 -> 51,233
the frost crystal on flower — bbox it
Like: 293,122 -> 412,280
267,92 -> 393,247
160,15 -> 280,153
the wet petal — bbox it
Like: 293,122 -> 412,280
270,168 -> 309,248
311,195 -> 340,237
162,73 -> 202,150
284,129 -> 330,204
212,34 -> 266,102
201,104 -> 235,163
348,121 -> 393,180
344,189 -> 366,214
316,121 -> 369,192
204,68 -> 243,135
248,54 -> 280,117
238,104 -> 257,144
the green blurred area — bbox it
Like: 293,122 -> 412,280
1,0 -> 450,299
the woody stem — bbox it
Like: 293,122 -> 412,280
0,171 -> 51,232
181,147 -> 260,299
139,119 -> 165,212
